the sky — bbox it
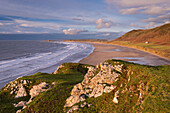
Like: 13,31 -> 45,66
0,0 -> 169,36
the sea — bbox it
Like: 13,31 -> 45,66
0,40 -> 94,88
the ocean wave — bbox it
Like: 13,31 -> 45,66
0,42 -> 94,82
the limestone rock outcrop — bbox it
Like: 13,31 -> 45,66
64,62 -> 123,112
15,85 -> 27,98
14,101 -> 27,107
29,82 -> 49,99
53,64 -> 64,74
4,80 -> 51,113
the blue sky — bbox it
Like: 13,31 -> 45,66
0,0 -> 169,35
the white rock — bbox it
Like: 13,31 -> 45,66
52,82 -> 56,85
53,65 -> 64,74
104,86 -> 116,93
90,84 -> 104,98
80,102 -> 87,108
15,85 -> 27,98
88,103 -> 92,107
16,109 -> 22,113
113,90 -> 119,104
113,97 -> 119,104
29,82 -> 48,98
64,62 -> 122,108
67,105 -> 79,113
23,105 -> 27,109
10,90 -> 14,94
72,105 -> 79,110
14,101 -> 27,107
23,80 -> 27,85
128,76 -> 130,82
80,95 -> 86,101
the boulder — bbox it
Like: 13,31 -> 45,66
52,82 -> 56,85
23,80 -> 27,85
113,64 -> 124,72
29,82 -> 48,98
80,102 -> 87,108
88,103 -> 92,107
67,105 -> 79,113
90,84 -> 104,98
113,90 -> 119,104
104,86 -> 116,93
16,109 -> 22,113
15,85 -> 27,98
65,95 -> 80,107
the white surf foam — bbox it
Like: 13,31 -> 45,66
0,42 -> 94,83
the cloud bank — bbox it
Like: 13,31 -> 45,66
96,18 -> 113,29
63,28 -> 88,35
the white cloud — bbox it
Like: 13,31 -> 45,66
0,22 -> 13,26
119,6 -> 170,15
96,18 -> 113,29
0,31 -> 10,34
105,0 -> 170,16
0,23 -> 3,26
14,19 -> 61,30
104,0 -> 170,27
17,30 -> 22,33
104,0 -> 168,7
103,33 -> 110,36
63,28 -> 87,35
143,13 -> 170,23
120,7 -> 145,15
141,6 -> 170,15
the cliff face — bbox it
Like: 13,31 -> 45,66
113,23 -> 170,45
0,60 -> 169,113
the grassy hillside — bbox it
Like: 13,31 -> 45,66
108,24 -> 170,59
0,63 -> 89,113
113,23 -> 170,45
0,60 -> 169,113
64,24 -> 170,59
108,41 -> 170,59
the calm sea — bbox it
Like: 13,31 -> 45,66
0,40 -> 94,88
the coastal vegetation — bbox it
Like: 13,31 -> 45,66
0,60 -> 169,113
108,41 -> 170,59
66,23 -> 170,59
109,23 -> 170,59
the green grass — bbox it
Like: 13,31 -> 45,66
109,41 -> 170,59
0,61 -> 169,113
0,63 -> 88,113
73,60 -> 170,113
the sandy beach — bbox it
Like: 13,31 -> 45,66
79,42 -> 170,66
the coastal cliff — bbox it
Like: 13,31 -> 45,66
0,60 -> 169,113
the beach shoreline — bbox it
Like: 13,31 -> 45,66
77,42 -> 170,66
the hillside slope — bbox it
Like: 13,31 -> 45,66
107,24 -> 170,59
0,60 -> 169,113
113,23 -> 170,45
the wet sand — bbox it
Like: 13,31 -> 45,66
79,42 -> 170,66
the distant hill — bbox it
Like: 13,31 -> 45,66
113,23 -> 170,45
